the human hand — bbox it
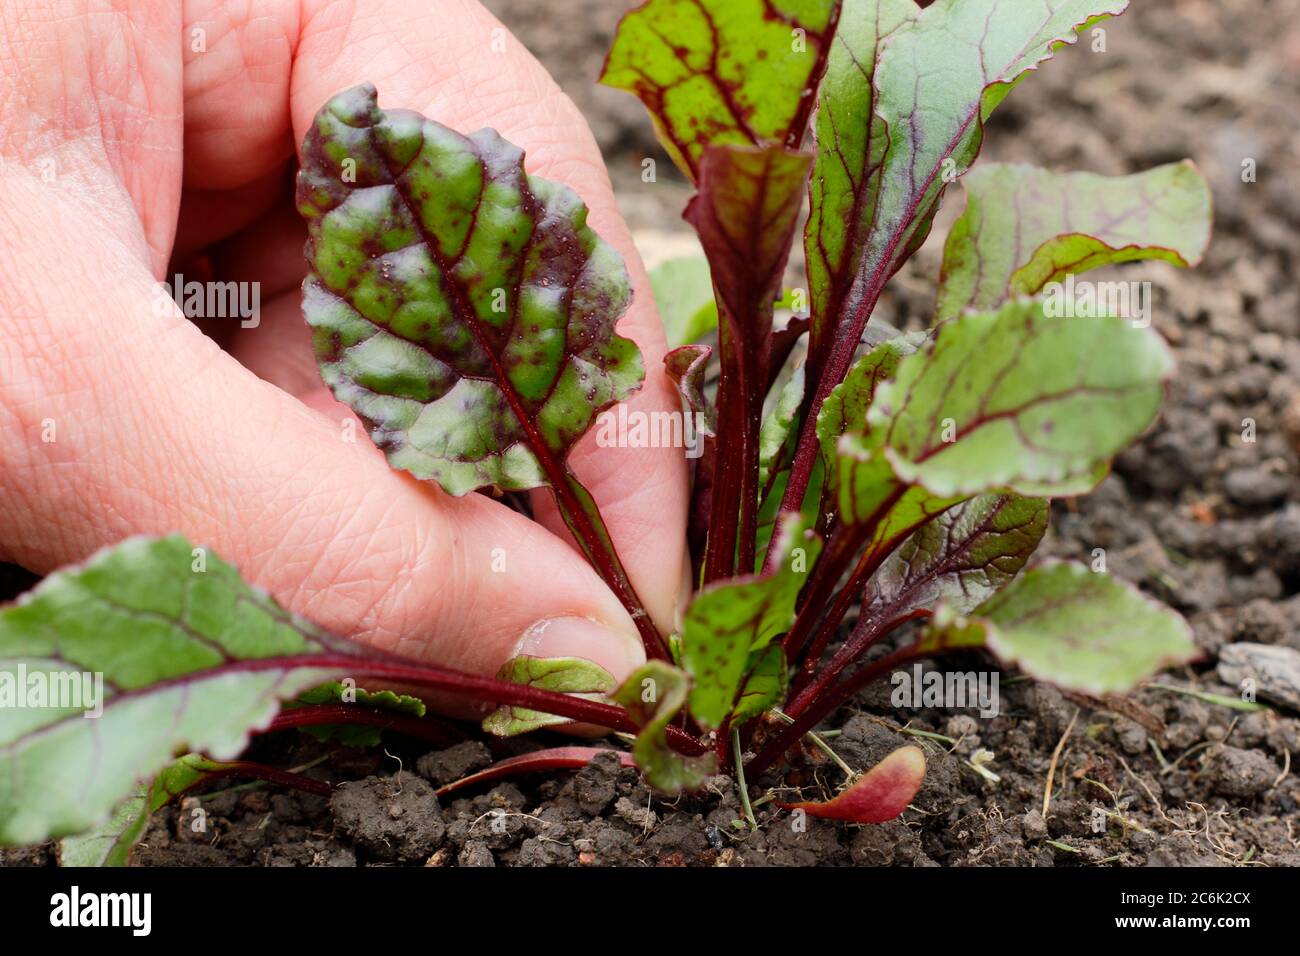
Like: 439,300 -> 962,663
0,0 -> 688,708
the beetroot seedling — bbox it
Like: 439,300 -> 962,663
0,0 -> 1212,857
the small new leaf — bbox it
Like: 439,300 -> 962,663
817,331 -> 924,475
732,645 -> 788,724
862,494 -> 1049,626
482,656 -> 617,737
681,516 -> 822,728
58,754 -> 227,867
824,332 -> 947,566
612,661 -> 716,793
664,344 -> 717,436
293,679 -> 428,746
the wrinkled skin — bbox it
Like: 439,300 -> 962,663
0,0 -> 689,708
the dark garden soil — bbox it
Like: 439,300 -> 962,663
3,0 -> 1298,868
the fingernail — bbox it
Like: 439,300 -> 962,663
512,616 -> 645,682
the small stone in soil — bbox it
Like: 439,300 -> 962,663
705,825 -> 724,851
1217,643 -> 1300,710
613,795 -> 656,829
1114,717 -> 1149,755
1232,599 -> 1291,646
516,836 -> 577,867
1022,809 -> 1049,841
1267,717 -> 1300,754
458,841 -> 495,867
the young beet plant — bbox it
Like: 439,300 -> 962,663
0,0 -> 1214,859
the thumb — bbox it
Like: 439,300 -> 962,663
385,479 -> 649,691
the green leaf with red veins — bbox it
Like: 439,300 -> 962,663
482,656 -> 617,737
966,562 -> 1199,695
777,745 -> 925,823
828,338 -> 964,560
681,515 -> 822,729
805,0 -> 918,364
686,146 -> 812,334
296,681 -> 425,716
805,0 -> 1126,389
612,661 -> 716,794
297,84 -> 643,499
861,494 -> 1048,630
291,679 -> 426,747
297,86 -> 663,655
0,536 -> 358,845
936,161 -> 1213,322
601,0 -> 842,180
872,298 -> 1173,499
1,534 -> 643,847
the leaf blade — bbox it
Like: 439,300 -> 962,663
0,537 -> 356,845
482,656 -> 617,737
612,661 -> 716,793
975,562 -> 1199,695
807,0 -> 1127,369
937,161 -> 1213,321
863,493 -> 1049,625
732,645 -> 789,724
817,331 -> 924,475
297,84 -> 643,497
872,298 -> 1173,498
602,0 -> 842,179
